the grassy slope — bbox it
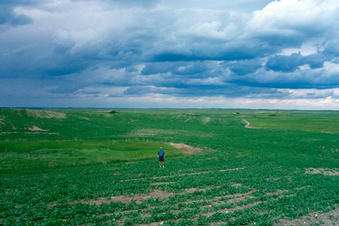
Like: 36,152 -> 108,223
0,140 -> 182,173
242,110 -> 339,134
0,108 -> 338,225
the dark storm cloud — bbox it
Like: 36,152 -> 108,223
227,59 -> 262,76
152,40 -> 274,62
266,53 -> 325,72
230,67 -> 339,90
123,84 -> 283,99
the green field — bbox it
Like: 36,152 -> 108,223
0,108 -> 338,225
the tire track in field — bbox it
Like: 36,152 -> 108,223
81,186 -> 307,225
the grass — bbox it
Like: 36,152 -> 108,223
241,110 -> 339,134
0,108 -> 338,225
0,140 -> 182,173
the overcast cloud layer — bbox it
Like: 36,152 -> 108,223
0,0 -> 339,109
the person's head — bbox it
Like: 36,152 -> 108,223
160,147 -> 163,150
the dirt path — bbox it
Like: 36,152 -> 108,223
242,119 -> 254,128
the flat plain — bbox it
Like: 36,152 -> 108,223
0,108 -> 338,225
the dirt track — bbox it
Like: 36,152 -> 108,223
242,119 -> 254,128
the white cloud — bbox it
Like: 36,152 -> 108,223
187,77 -> 225,85
248,0 -> 339,38
104,94 -> 339,110
279,43 -> 318,56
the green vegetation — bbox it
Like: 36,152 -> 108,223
243,110 -> 339,134
0,140 -> 182,173
0,108 -> 338,225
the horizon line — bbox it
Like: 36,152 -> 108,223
0,107 -> 338,111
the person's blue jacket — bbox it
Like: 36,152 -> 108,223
158,150 -> 165,157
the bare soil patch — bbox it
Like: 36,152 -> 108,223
225,196 -> 251,204
201,117 -> 211,124
168,142 -> 202,155
223,190 -> 256,199
140,222 -> 164,226
93,189 -> 259,224
305,168 -> 339,176
75,189 -> 175,205
151,182 -> 176,186
28,126 -> 48,132
182,190 -> 256,207
202,189 -> 297,218
182,187 -> 201,194
219,167 -> 246,172
197,190 -> 257,211
231,183 -> 242,188
26,110 -> 66,119
265,189 -> 289,196
74,187 -> 207,206
92,187 -> 304,225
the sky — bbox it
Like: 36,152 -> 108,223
0,0 -> 339,109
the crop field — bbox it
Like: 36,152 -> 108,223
0,108 -> 338,225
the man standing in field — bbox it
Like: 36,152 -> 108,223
158,147 -> 165,168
